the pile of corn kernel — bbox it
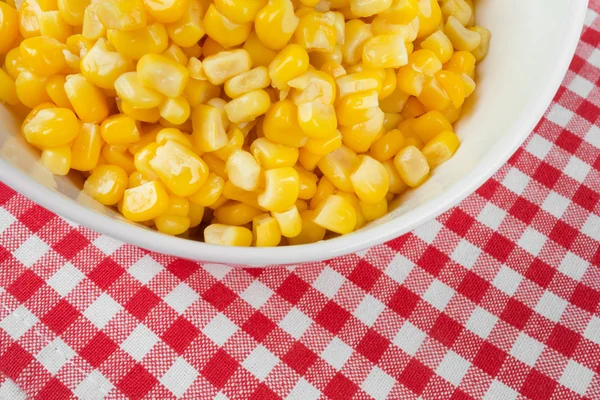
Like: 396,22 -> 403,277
0,0 -> 489,247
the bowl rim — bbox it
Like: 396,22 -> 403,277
0,1 -> 589,266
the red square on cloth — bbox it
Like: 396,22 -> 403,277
323,373 -> 359,400
277,273 -> 310,305
202,282 -> 237,311
388,286 -> 420,318
315,301 -> 351,334
125,287 -> 162,321
430,314 -> 463,348
53,230 -> 89,260
41,299 -> 81,335
399,359 -> 434,395
356,329 -> 390,363
7,270 -> 44,302
201,350 -> 239,390
473,342 -> 507,376
501,299 -> 532,329
0,344 -> 34,380
19,205 -> 55,233
87,258 -> 125,290
457,271 -> 490,303
80,332 -> 118,367
348,260 -> 382,291
521,370 -> 557,400
242,311 -> 276,342
117,364 -> 158,400
161,316 -> 200,354
35,378 -> 72,400
546,324 -> 581,357
282,342 -> 317,375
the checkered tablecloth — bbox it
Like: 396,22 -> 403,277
1,6 -> 600,400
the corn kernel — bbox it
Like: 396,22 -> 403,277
188,203 -> 205,227
155,214 -> 191,235
0,68 -> 19,106
136,53 -> 189,98
156,127 -> 192,149
81,39 -> 134,89
336,90 -> 379,127
360,198 -> 387,221
444,50 -> 476,78
143,0 -> 186,24
309,176 -> 335,209
184,79 -> 221,108
379,84 -> 409,113
320,60 -> 347,79
420,30 -> 454,63
271,206 -> 302,238
370,128 -> 405,161
285,210 -> 323,244
383,158 -> 407,194
214,201 -> 263,225
128,171 -> 150,188
84,164 -> 128,205
100,114 -> 140,145
243,31 -> 277,67
202,49 -> 252,86
262,100 -> 309,147
212,128 -> 243,161
340,106 -> 384,153
412,110 -> 452,142
202,153 -> 227,179
166,0 -> 205,47
401,96 -> 426,118
62,74 -> 109,124
39,10 -> 73,42
19,37 -> 66,77
41,145 -> 71,176
362,34 -> 408,69
342,19 -> 372,65
115,72 -> 163,109
4,48 -> 26,80
150,140 -> 209,197
107,23 -> 168,60
57,0 -> 89,26
255,0 -> 299,50
350,0 -> 392,17
394,144 -> 429,187
96,0 -> 147,32
417,76 -> 450,111
102,144 -> 136,174
296,102 -> 338,140
225,149 -> 261,191
312,194 -> 356,234
71,123 -> 103,171
23,107 -> 79,148
188,173 -> 224,206
336,191 -> 365,229
122,180 -> 170,221
416,0 -> 442,39
350,155 -> 389,204
191,104 -> 228,152
158,95 -> 191,125
162,42 -> 189,65
421,130 -> 459,168
204,224 -> 253,246
445,15 -> 481,51
317,145 -> 358,192
203,4 -> 251,48
294,10 -> 336,53
250,138 -> 298,169
252,213 -> 282,247
441,0 -> 471,26
0,3 -> 18,54
224,89 -> 271,124
268,44 -> 309,90
222,180 -> 263,210
470,26 -> 491,61
82,2 -> 106,39
383,112 -> 403,130
128,125 -> 161,154
224,66 -> 270,99
121,101 -> 161,123
208,195 -> 229,210
304,129 -> 342,156
298,148 -> 322,171
380,0 -> 418,24
258,167 -> 300,212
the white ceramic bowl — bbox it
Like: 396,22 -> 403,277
0,0 -> 589,266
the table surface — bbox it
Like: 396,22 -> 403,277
1,4 -> 600,400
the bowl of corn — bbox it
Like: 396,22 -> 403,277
0,0 -> 587,265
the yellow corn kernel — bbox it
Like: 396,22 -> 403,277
115,72 -> 164,109
84,165 -> 128,205
435,70 -> 466,109
317,145 -> 358,192
309,44 -> 343,68
184,79 -> 221,108
342,19 -> 372,65
162,43 -> 189,66
4,48 -> 26,80
444,50 -> 476,78
107,23 -> 168,60
64,74 -> 110,124
461,73 -> 476,98
222,180 -> 263,210
121,101 -> 161,123
412,110 -> 452,142
226,149 -> 261,191
182,43 -> 202,59
57,0 -> 89,26
383,158 -> 407,194
380,0 -> 418,24
202,49 -> 252,86
208,195 -> 228,210
303,129 -> 342,156
156,128 -> 193,149
155,214 -> 191,235
320,60 -> 347,79
252,213 -> 281,247
379,84 -> 410,113
291,166 -> 317,201
416,0 -> 442,38
128,125 -> 161,154
204,224 -> 253,246
370,15 -> 418,41
287,210 -> 325,244
224,66 -> 270,99
71,123 -> 102,171
371,128 -> 405,161
0,3 -> 18,54
421,30 -> 454,63
441,103 -> 462,124
81,39 -> 134,89
421,130 -> 459,168
212,128 -> 243,161
224,89 -> 271,124
470,26 -> 491,61
150,140 -> 209,197
394,145 -> 429,187
143,0 -> 186,23
243,31 -> 277,67
188,203 -> 205,227
258,167 -> 300,212
23,107 -> 79,148
294,10 -> 336,53
41,145 -> 71,176
137,53 -> 189,98
268,44 -> 309,90
445,16 -> 481,51
100,114 -> 141,145
336,191 -> 365,230
67,34 -> 95,58
350,155 -> 389,204
288,70 -> 336,105
417,77 -> 450,111
312,194 -> 357,234
298,148 -> 322,171
202,155 -> 227,182
19,37 -> 66,77
203,4 -> 251,48
159,96 -> 191,125
441,0 -> 471,26
350,0 -> 392,16
0,69 -> 19,106
188,173 -> 224,207
38,10 -> 72,42
96,0 -> 147,31
295,103 -> 337,141
128,171 -> 150,188
412,48 -> 443,74
336,90 -> 379,127
383,112 -> 403,130
255,0 -> 298,50
186,57 -> 206,81
262,100 -> 309,147
361,198 -> 387,221
336,71 -> 380,100
214,0 -> 266,24
340,107 -> 384,153
250,138 -> 298,169
401,96 -> 426,118
43,75 -> 70,110
271,206 -> 302,238
214,201 -> 263,225
82,2 -> 106,39
362,34 -> 408,69
379,68 -> 397,100
309,176 -> 335,209
191,104 -> 228,152
122,181 -> 170,222
166,0 -> 205,47
102,144 -> 136,174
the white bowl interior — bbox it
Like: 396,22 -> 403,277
0,0 -> 588,266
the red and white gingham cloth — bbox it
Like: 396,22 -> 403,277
1,5 -> 600,400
